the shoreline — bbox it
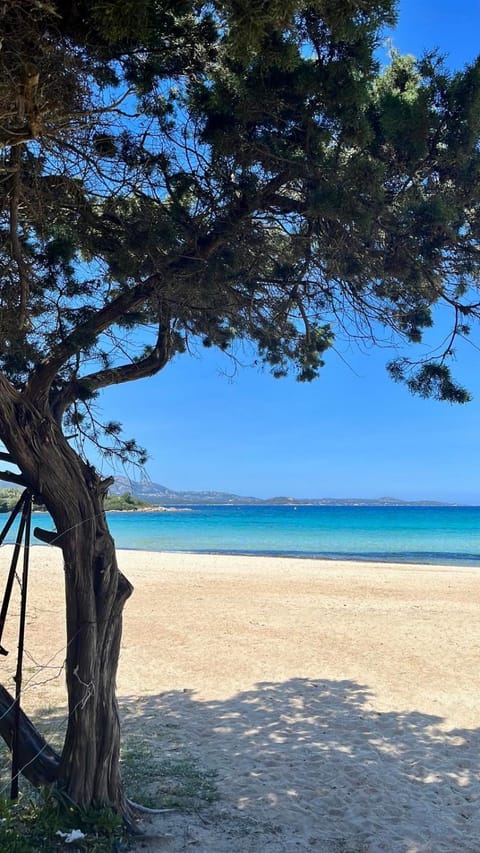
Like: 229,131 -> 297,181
118,546 -> 480,569
16,538 -> 480,568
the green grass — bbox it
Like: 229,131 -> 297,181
0,706 -> 219,850
0,733 -> 218,851
0,793 -> 126,852
121,739 -> 219,812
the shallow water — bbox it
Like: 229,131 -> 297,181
2,504 -> 479,566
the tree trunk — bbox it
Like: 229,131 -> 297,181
57,502 -> 133,814
0,379 -> 134,816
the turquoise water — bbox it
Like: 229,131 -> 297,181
2,505 -> 479,566
92,505 -> 480,565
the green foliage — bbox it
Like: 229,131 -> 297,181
0,0 -> 478,473
0,489 -> 23,514
388,360 -> 471,403
103,493 -> 151,511
0,794 -> 125,852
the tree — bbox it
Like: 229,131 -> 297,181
0,0 -> 479,821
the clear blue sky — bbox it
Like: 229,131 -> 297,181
100,1 -> 480,504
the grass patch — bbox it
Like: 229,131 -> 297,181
0,724 -> 219,849
0,793 -> 126,852
0,742 -> 127,850
121,740 -> 218,812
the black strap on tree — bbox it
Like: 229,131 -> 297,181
0,489 -> 33,798
0,492 -> 30,657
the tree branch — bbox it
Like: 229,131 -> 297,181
0,683 -> 60,786
51,320 -> 172,421
24,273 -> 162,405
8,147 -> 30,329
0,470 -> 27,487
25,169 -> 294,409
33,527 -> 62,546
196,169 -> 295,257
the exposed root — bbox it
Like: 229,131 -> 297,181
127,798 -> 176,815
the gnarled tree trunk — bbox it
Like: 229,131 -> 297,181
56,498 -> 133,812
0,377 -> 133,815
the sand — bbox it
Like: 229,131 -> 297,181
1,546 -> 480,852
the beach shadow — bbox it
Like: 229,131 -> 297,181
31,679 -> 480,851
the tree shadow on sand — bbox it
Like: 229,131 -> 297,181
28,678 -> 480,851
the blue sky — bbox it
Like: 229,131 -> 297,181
100,0 -> 480,503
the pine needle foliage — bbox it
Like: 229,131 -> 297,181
0,0 -> 479,461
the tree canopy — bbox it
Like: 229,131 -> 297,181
1,0 -> 480,819
1,0 -> 480,467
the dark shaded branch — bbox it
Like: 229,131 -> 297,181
196,169 -> 295,256
100,476 -> 115,495
24,273 -> 162,405
8,147 -> 30,329
51,320 -> 172,420
0,126 -> 41,149
0,470 -> 27,486
0,683 -> 60,787
26,170 -> 293,409
33,527 -> 62,546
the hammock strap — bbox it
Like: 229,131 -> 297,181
0,490 -> 31,657
10,493 -> 32,799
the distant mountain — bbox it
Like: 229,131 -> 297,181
109,477 -> 454,506
109,476 -> 259,505
0,476 -> 456,506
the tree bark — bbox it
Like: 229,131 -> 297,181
57,500 -> 133,814
0,377 -> 134,816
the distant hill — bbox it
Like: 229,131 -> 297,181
109,476 -> 259,505
0,477 -> 457,507
109,477 -> 454,506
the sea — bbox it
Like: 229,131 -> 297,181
4,504 -> 476,567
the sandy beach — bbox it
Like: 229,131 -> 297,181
1,546 -> 480,852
